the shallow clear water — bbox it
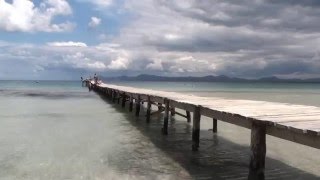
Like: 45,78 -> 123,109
0,81 -> 319,180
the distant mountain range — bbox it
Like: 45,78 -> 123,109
100,74 -> 320,83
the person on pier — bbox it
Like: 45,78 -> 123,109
81,77 -> 84,86
94,73 -> 98,84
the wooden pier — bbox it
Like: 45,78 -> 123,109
89,81 -> 320,179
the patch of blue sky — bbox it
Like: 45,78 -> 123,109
0,0 -> 132,46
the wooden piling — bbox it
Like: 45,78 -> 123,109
117,91 -> 120,104
157,102 -> 162,111
162,99 -> 169,135
186,111 -> 191,123
129,95 -> 133,112
192,106 -> 201,151
146,96 -> 151,123
121,93 -> 126,108
213,118 -> 218,133
248,122 -> 266,180
112,90 -> 116,103
171,107 -> 175,116
135,95 -> 141,117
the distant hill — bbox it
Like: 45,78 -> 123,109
100,74 -> 320,83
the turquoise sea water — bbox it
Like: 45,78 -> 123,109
0,80 -> 319,180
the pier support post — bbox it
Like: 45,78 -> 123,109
171,107 -> 175,116
248,122 -> 266,180
112,90 -> 116,103
106,89 -> 109,97
117,91 -> 120,104
157,103 -> 162,111
213,118 -> 217,133
121,93 -> 126,108
146,96 -> 151,123
135,95 -> 141,117
129,95 -> 133,112
186,111 -> 191,123
192,106 -> 201,151
162,99 -> 169,135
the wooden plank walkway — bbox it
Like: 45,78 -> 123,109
89,81 -> 320,179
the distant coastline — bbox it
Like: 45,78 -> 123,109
100,74 -> 320,83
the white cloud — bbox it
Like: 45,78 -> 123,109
146,59 -> 163,71
164,34 -> 181,41
98,0 -> 320,78
88,17 -> 101,28
0,42 -> 136,79
3,0 -> 320,79
107,56 -> 130,70
47,41 -> 88,47
98,34 -> 108,40
0,0 -> 74,32
78,0 -> 113,7
87,61 -> 106,69
93,0 -> 113,7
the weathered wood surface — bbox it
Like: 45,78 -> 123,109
146,96 -> 152,123
213,118 -> 218,133
129,96 -> 133,112
249,122 -> 267,180
186,111 -> 191,123
135,95 -> 141,117
95,82 -> 320,149
121,93 -> 126,108
192,106 -> 201,151
162,98 -> 169,135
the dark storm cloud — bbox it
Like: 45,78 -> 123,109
159,0 -> 320,32
268,0 -> 320,7
217,59 -> 319,78
111,0 -> 320,78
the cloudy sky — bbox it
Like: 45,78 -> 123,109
1,0 -> 320,80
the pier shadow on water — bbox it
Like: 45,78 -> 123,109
97,93 -> 319,180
